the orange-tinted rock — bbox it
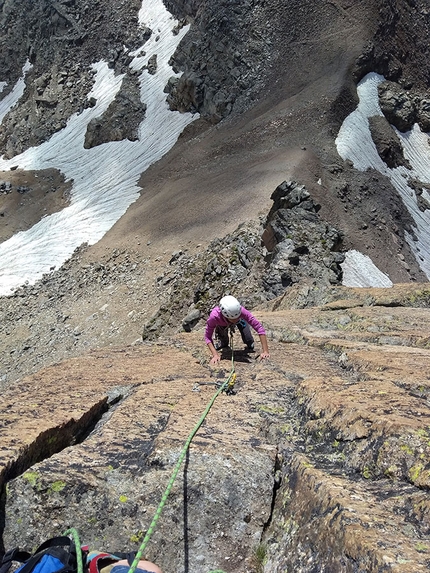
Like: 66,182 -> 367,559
2,284 -> 430,571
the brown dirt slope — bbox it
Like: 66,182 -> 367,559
89,0 -> 425,284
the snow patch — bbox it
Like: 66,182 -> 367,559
0,0 -> 198,296
0,61 -> 32,124
341,250 -> 393,288
336,72 -> 430,283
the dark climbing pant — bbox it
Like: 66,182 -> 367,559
215,319 -> 254,348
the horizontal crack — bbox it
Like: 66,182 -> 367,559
1,398 -> 108,488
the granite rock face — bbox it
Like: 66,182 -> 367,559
2,283 -> 430,572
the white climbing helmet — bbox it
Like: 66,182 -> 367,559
219,295 -> 242,319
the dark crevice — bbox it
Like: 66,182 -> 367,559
183,449 -> 190,573
0,388 -> 131,556
261,448 -> 283,537
0,488 -> 5,555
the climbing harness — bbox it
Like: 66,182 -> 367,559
127,331 -> 237,573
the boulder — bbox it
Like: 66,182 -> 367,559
378,81 -> 416,132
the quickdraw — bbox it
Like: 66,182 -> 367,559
224,371 -> 236,395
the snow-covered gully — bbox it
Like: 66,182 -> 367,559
337,72 -> 430,286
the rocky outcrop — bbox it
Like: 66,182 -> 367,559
164,0 -> 274,121
141,218 -> 267,341
2,283 -> 430,572
377,81 -> 430,134
407,179 -> 430,213
141,181 -> 345,340
0,63 -> 96,158
368,115 -> 412,169
377,81 -> 416,132
259,280 -> 430,312
84,72 -> 146,149
262,181 -> 344,297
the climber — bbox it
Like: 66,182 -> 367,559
205,295 -> 270,364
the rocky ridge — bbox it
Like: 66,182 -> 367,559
0,180 -> 345,388
144,180 -> 345,339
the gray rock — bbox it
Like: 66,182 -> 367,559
378,81 -> 416,132
84,73 -> 146,149
416,97 -> 430,132
368,115 -> 412,169
181,307 -> 201,331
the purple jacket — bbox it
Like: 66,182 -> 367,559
204,306 -> 266,345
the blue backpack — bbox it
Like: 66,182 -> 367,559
0,536 -> 84,573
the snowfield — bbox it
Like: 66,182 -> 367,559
336,72 -> 430,286
0,0 -> 197,296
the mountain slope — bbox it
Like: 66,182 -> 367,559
1,2 -> 430,569
1,0 -> 429,295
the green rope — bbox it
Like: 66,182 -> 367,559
63,334 -> 236,573
63,527 -> 83,573
128,342 -> 236,573
62,333 -> 237,573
